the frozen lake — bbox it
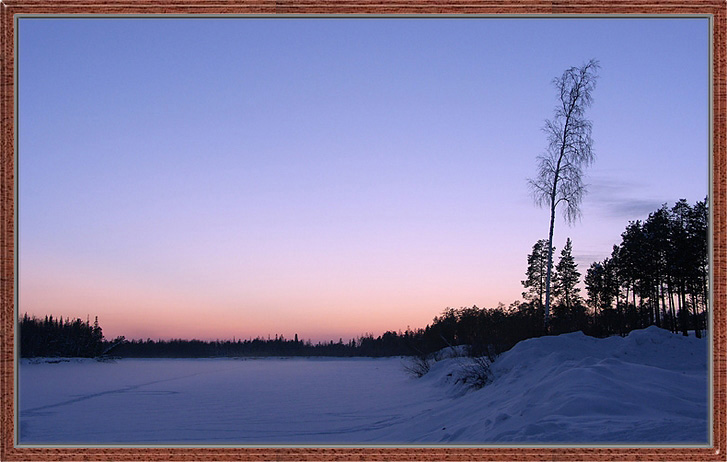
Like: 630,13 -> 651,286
20,357 -> 443,444
18,327 -> 709,445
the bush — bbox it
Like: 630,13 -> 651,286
403,355 -> 432,378
454,355 -> 495,390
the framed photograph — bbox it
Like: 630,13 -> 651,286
1,1 -> 725,461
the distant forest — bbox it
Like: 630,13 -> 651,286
20,198 -> 708,359
20,314 -> 107,358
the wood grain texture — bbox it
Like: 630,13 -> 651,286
1,1 -> 725,460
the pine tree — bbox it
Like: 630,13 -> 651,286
602,256 -> 620,313
585,261 -> 605,316
585,256 -> 619,325
552,238 -> 582,310
670,199 -> 693,335
521,239 -> 553,309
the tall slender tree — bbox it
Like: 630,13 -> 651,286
643,205 -> 672,327
528,59 -> 600,330
670,199 -> 693,335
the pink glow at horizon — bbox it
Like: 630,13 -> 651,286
20,250 -> 525,342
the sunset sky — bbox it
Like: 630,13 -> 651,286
18,17 -> 709,342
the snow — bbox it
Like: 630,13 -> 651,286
19,326 -> 708,444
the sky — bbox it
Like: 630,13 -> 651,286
17,17 -> 709,342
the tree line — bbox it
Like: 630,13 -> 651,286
18,308 -> 542,359
109,333 -> 408,358
585,198 -> 708,337
105,304 -> 545,359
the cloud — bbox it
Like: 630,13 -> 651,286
595,199 -> 666,218
586,175 -> 666,220
574,253 -> 605,268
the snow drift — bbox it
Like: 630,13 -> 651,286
19,326 -> 707,444
411,326 -> 707,443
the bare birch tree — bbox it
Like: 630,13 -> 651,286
529,59 -> 600,331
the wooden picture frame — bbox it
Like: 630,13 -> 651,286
1,2 -> 725,460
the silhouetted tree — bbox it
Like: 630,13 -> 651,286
585,261 -> 606,316
522,239 -> 553,309
552,238 -> 582,310
528,59 -> 600,330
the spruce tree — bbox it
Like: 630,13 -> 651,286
552,238 -> 582,310
521,239 -> 552,309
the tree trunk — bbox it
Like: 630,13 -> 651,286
616,298 -> 623,336
659,283 -> 667,329
543,100 -> 575,333
691,293 -> 702,338
668,285 -> 677,334
702,264 -> 709,335
680,287 -> 689,336
657,285 -> 661,327
544,198 -> 557,332
624,285 -> 631,332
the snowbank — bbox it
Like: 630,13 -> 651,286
403,326 -> 708,443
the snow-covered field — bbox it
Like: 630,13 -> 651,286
18,326 -> 708,445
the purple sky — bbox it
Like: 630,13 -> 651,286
18,18 -> 709,342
